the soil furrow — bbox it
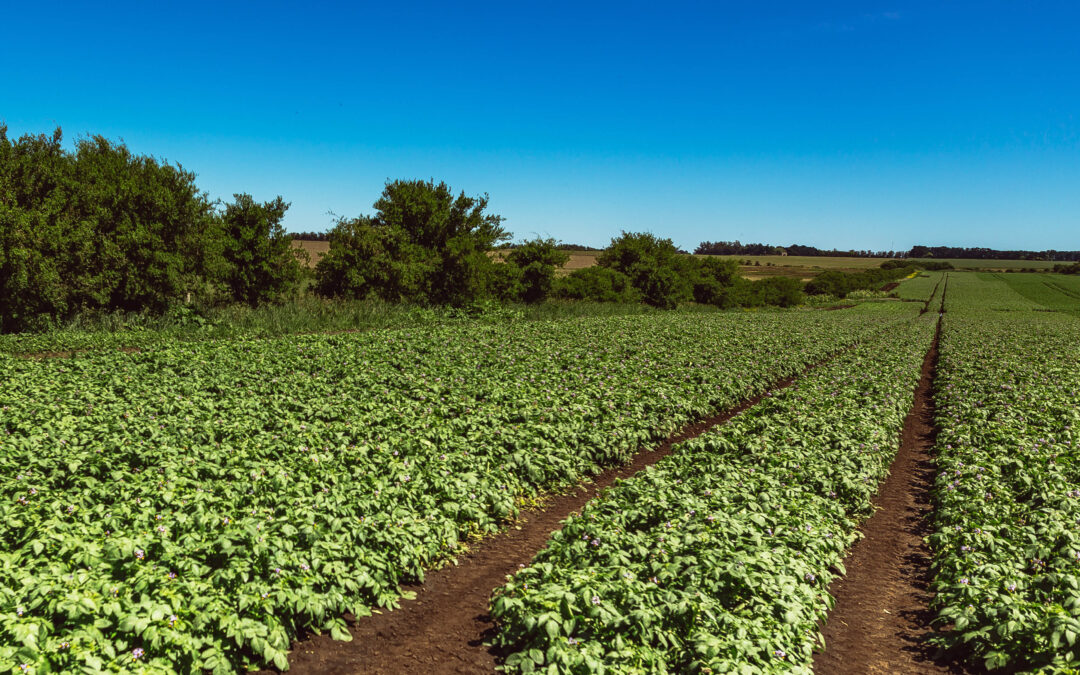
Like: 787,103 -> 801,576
814,279 -> 967,675
268,346 -> 858,674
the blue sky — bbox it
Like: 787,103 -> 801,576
2,1 -> 1078,251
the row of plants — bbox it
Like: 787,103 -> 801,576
992,272 -> 1080,313
0,297 -> 701,357
0,306 -> 918,673
927,281 -> 1080,672
892,271 -> 943,301
489,310 -> 937,673
942,273 -> 1044,312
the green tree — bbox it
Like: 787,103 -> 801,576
0,127 -> 74,331
0,128 -> 226,331
315,179 -> 509,305
314,215 -> 425,301
597,231 -> 689,309
220,194 -> 303,305
685,256 -> 741,307
69,134 -> 224,311
506,238 -> 570,303
554,267 -> 641,303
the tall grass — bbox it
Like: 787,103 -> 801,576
0,298 -> 727,355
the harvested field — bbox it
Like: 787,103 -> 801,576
291,239 -> 329,267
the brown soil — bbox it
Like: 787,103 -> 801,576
881,282 -> 901,292
17,350 -> 84,359
921,278 -> 944,315
292,240 -> 330,268
268,360 -> 838,674
814,310 -> 973,674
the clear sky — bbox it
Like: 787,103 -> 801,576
2,1 -> 1077,251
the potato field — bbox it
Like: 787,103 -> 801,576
2,272 -> 1079,674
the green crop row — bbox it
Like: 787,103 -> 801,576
943,273 -> 1044,312
489,312 -> 937,673
929,305 -> 1080,672
992,272 -> 1080,314
893,271 -> 943,301
0,306 -> 916,673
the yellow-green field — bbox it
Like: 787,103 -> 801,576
295,241 -> 1064,279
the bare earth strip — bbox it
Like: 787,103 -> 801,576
265,355 -> 847,674
815,289 -> 977,674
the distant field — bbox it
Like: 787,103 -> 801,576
292,240 -> 329,267
988,272 -> 1080,312
709,255 -> 1060,278
295,242 -> 1062,279
537,253 -> 1048,281
915,258 -> 1058,270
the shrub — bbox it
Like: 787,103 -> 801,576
743,276 -> 804,307
685,256 -> 741,307
220,194 -> 304,305
554,267 -> 641,303
505,238 -> 570,303
0,128 -> 225,332
597,232 -> 689,309
314,179 -> 509,306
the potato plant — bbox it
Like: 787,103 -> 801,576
490,312 -> 936,673
0,308 -> 916,673
929,299 -> 1080,671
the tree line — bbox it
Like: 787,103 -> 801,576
695,241 -> 903,258
0,128 -> 304,332
905,245 -> 1080,262
1,128 -> 970,333
308,185 -> 806,310
696,240 -> 1080,261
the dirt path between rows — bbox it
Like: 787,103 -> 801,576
271,353 -> 848,674
814,280 -> 972,675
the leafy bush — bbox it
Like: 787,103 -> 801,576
742,276 -> 804,307
506,238 -> 570,303
554,267 -> 641,303
596,232 -> 690,309
0,127 -> 296,332
805,265 -> 917,298
220,194 -> 304,306
488,261 -> 526,302
685,256 -> 741,308
314,179 -> 509,306
919,261 -> 955,271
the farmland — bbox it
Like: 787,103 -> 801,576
2,272 -> 1079,673
484,249 -> 1065,281
928,275 -> 1080,671
490,311 -> 938,671
0,307 -> 912,673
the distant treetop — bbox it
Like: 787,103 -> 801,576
290,231 -> 330,241
696,240 -> 1080,261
